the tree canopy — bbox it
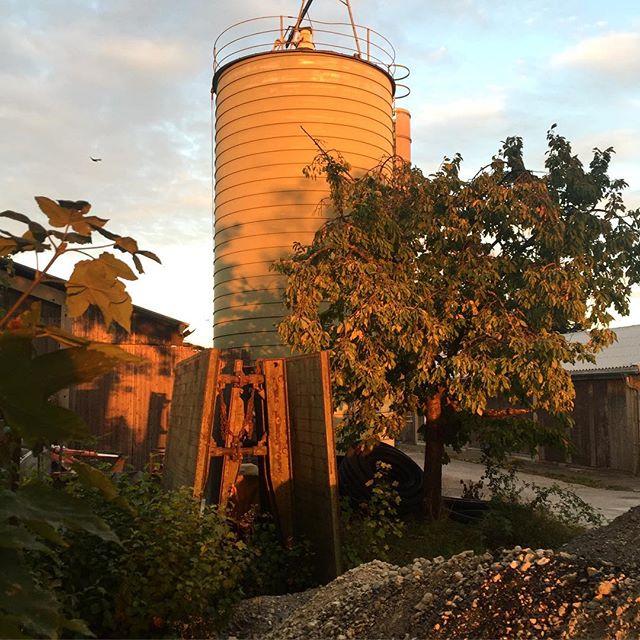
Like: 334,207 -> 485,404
275,129 -> 640,515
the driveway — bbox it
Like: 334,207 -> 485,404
399,446 -> 640,523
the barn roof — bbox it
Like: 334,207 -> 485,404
565,324 -> 640,377
5,262 -> 191,336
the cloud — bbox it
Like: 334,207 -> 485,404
552,32 -> 640,80
412,95 -> 506,129
2,0 -> 640,345
96,36 -> 191,73
573,128 -> 640,161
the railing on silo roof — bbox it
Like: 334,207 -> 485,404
213,15 -> 410,95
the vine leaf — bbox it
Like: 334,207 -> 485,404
35,196 -> 108,237
0,238 -> 17,256
66,252 -> 137,331
115,236 -> 139,254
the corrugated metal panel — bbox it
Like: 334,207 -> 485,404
565,324 -> 640,375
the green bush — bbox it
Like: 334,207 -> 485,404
50,472 -> 321,637
240,511 -> 315,597
115,486 -> 247,637
340,461 -> 405,569
54,474 -> 248,638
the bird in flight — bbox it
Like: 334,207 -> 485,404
90,156 -> 102,162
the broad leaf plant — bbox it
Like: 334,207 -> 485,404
0,197 -> 160,638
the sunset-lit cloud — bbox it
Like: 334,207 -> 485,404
2,0 -> 640,345
413,95 -> 506,128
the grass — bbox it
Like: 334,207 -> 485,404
502,457 -> 632,491
340,458 -> 597,570
388,504 -> 585,567
387,514 -> 485,566
343,499 -> 588,571
528,470 -> 630,492
447,449 -> 635,492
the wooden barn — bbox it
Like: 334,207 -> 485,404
399,326 -> 640,476
538,325 -> 640,475
2,262 -> 200,468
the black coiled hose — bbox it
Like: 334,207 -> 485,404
338,442 -> 424,514
338,443 -> 489,521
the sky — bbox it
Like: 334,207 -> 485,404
2,0 -> 639,346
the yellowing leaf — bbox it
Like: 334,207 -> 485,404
19,230 -> 42,252
0,238 -> 17,256
99,252 -> 137,280
35,196 -> 73,227
115,236 -> 139,254
71,215 -> 108,236
66,253 -> 137,331
66,290 -> 91,318
35,196 -> 107,237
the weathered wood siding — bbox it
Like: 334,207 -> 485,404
540,376 -> 640,475
571,378 -> 639,474
3,266 -> 199,468
69,343 -> 198,468
68,306 -> 188,346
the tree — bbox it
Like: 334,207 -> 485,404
275,129 -> 640,518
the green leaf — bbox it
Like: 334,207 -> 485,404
71,461 -> 119,501
0,549 -> 62,639
0,614 -> 29,639
0,328 -> 138,443
0,400 -> 89,446
0,522 -> 51,553
30,342 -> 141,397
0,546 -> 96,638
0,482 -> 119,543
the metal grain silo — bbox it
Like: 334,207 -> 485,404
212,14 -> 408,358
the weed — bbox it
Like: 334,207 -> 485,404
340,461 -> 405,569
240,511 -> 316,597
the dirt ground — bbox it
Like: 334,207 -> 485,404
399,443 -> 640,523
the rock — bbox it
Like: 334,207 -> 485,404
216,506 -> 640,639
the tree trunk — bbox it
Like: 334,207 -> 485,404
423,392 -> 444,520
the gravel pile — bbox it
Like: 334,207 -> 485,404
219,507 -> 640,639
563,504 -> 640,574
